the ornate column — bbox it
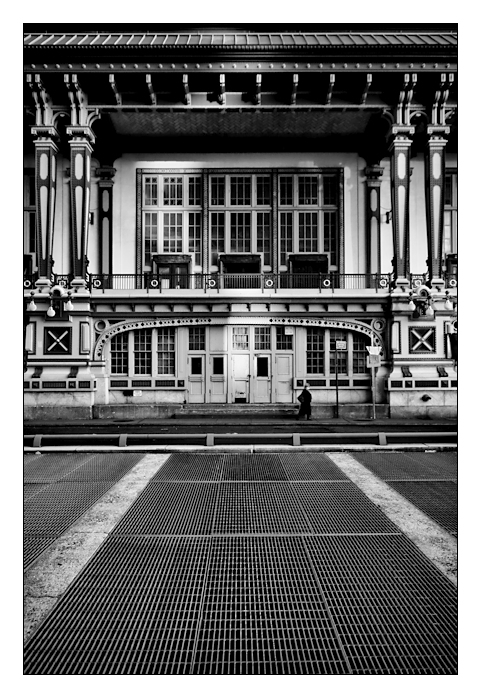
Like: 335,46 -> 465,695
389,125 -> 415,288
66,125 -> 95,288
364,165 -> 383,276
425,125 -> 450,287
31,125 -> 59,289
96,166 -> 116,275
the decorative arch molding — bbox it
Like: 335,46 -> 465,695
94,316 -> 384,360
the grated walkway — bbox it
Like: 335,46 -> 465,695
24,452 -> 457,675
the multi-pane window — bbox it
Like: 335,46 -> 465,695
444,171 -> 457,256
255,327 -> 271,351
233,327 -> 249,350
279,173 -> 339,269
142,174 -> 201,268
109,328 -> 176,377
256,213 -> 271,266
307,329 -> 324,374
111,333 -> 128,374
230,176 -> 251,205
329,331 -> 348,375
307,329 -> 369,376
163,177 -> 182,206
188,212 -> 202,266
299,212 -> 318,253
189,327 -> 206,351
210,174 -> 272,268
158,329 -> 175,374
211,212 -> 225,265
280,212 -> 293,266
163,213 -> 183,253
353,335 -> 368,374
276,327 -> 293,351
142,170 -> 340,273
134,329 -> 152,375
231,212 -> 251,253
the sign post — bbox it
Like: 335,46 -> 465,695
366,346 -> 382,420
335,340 -> 347,419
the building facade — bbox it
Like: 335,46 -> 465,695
23,24 -> 457,419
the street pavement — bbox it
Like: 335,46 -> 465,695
24,448 -> 457,675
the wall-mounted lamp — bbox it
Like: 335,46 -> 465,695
26,285 -> 75,318
444,291 -> 454,311
408,286 -> 435,319
26,291 -> 37,312
385,211 -> 392,224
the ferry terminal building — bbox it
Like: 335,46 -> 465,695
23,24 -> 457,420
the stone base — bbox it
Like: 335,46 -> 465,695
389,405 -> 457,419
24,405 -> 93,421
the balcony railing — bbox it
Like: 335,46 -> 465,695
24,272 -> 457,293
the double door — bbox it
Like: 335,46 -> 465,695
232,353 -> 292,403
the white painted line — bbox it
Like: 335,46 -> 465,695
328,452 -> 457,586
24,454 -> 169,643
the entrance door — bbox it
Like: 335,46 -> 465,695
275,354 -> 293,403
210,355 -> 227,403
232,354 -> 250,403
188,355 -> 205,403
253,355 -> 271,403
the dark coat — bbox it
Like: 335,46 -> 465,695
297,388 -> 312,417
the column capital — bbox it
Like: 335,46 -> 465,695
66,125 -> 96,146
95,166 -> 117,182
31,125 -> 60,144
364,165 -> 384,182
427,125 -> 450,140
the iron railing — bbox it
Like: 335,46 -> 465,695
24,272 -> 457,293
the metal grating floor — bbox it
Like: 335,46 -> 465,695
221,453 -> 287,481
353,452 -> 457,535
292,482 -> 400,534
305,534 -> 457,674
24,453 -> 94,483
387,481 -> 457,534
152,453 -> 223,481
25,452 -> 457,674
354,452 -> 457,481
279,453 -> 348,481
24,453 -> 143,569
213,483 -> 311,534
112,482 -> 219,535
191,537 -> 349,674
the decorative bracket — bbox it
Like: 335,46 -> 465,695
109,74 -> 122,106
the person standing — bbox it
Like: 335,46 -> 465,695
296,384 -> 312,420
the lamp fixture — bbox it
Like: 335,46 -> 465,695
408,287 -> 435,319
444,291 -> 453,311
26,291 -> 37,312
385,211 -> 392,224
25,285 -> 75,319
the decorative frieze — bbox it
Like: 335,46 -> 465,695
94,316 -> 384,360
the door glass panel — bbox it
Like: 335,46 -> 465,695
257,357 -> 269,377
191,357 -> 203,375
213,357 -> 224,375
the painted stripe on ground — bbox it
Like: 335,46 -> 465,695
24,453 -> 169,643
327,452 -> 457,586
